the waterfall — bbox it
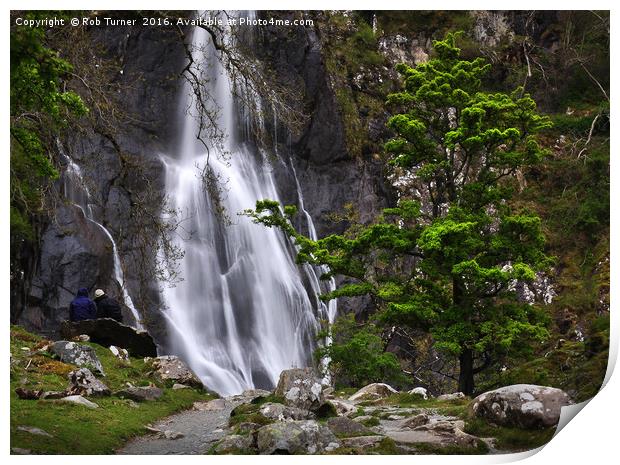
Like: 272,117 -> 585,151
160,15 -> 332,396
60,151 -> 144,330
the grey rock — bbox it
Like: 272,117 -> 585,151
109,345 -> 130,362
275,368 -> 325,411
327,398 -> 357,417
60,319 -> 156,357
11,447 -> 32,455
349,383 -> 398,402
59,395 -> 99,408
408,387 -> 428,399
149,355 -> 202,387
471,384 -> 573,428
341,435 -> 384,449
68,368 -> 111,397
403,413 -> 429,429
256,420 -> 340,454
259,402 -> 315,421
235,422 -> 262,435
326,416 -> 373,437
40,390 -> 68,400
172,383 -> 190,390
115,386 -> 163,402
50,341 -> 105,376
215,434 -> 255,453
17,426 -> 53,437
437,392 -> 465,401
163,430 -> 185,440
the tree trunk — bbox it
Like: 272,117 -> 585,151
458,348 -> 475,395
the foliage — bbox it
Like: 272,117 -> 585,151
10,325 -> 213,454
10,11 -> 88,241
315,314 -> 405,388
247,34 -> 553,395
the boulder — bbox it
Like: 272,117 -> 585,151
149,355 -> 202,387
349,383 -> 398,402
60,319 -> 157,357
437,392 -> 465,401
327,399 -> 357,417
403,413 -> 430,429
471,384 -> 573,428
259,402 -> 315,421
326,416 -> 374,437
115,386 -> 163,402
408,387 -> 428,399
274,368 -> 325,411
256,420 -> 341,454
59,395 -> 99,408
50,341 -> 105,376
67,368 -> 111,397
215,434 -> 255,453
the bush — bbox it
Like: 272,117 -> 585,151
316,314 -> 405,388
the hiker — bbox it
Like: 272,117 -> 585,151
94,289 -> 123,322
69,288 -> 97,322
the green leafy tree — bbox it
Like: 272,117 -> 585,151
247,33 -> 553,395
316,313 -> 405,388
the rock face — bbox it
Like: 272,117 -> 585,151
274,368 -> 325,411
149,355 -> 202,387
67,368 -> 111,397
115,386 -> 163,402
50,341 -> 105,375
349,383 -> 398,402
256,420 -> 340,454
471,384 -> 573,428
60,319 -> 157,357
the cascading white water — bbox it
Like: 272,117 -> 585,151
161,16 -> 332,396
61,152 -> 144,330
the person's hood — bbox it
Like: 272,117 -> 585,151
77,288 -> 89,297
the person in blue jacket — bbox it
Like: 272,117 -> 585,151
69,288 -> 97,321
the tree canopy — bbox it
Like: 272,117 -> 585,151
247,33 -> 554,395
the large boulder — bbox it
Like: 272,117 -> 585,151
50,341 -> 105,375
215,434 -> 255,454
60,319 -> 157,357
274,368 -> 325,411
149,355 -> 202,387
256,420 -> 340,454
349,383 -> 398,402
471,384 -> 573,428
259,402 -> 315,421
67,368 -> 110,397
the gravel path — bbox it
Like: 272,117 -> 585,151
117,398 -> 240,455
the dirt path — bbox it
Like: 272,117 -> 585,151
117,397 -> 241,455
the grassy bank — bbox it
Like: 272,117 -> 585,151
10,325 -> 215,454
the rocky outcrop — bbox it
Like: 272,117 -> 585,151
256,420 -> 341,454
149,355 -> 202,387
349,383 -> 398,402
471,384 -> 573,428
259,403 -> 315,421
326,416 -> 373,437
60,319 -> 157,357
274,368 -> 325,411
50,340 -> 105,375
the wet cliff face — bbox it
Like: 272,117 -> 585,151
17,23 -> 186,341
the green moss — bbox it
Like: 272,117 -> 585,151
464,418 -> 555,452
360,417 -> 380,427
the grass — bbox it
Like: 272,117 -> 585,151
10,325 -> 214,454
